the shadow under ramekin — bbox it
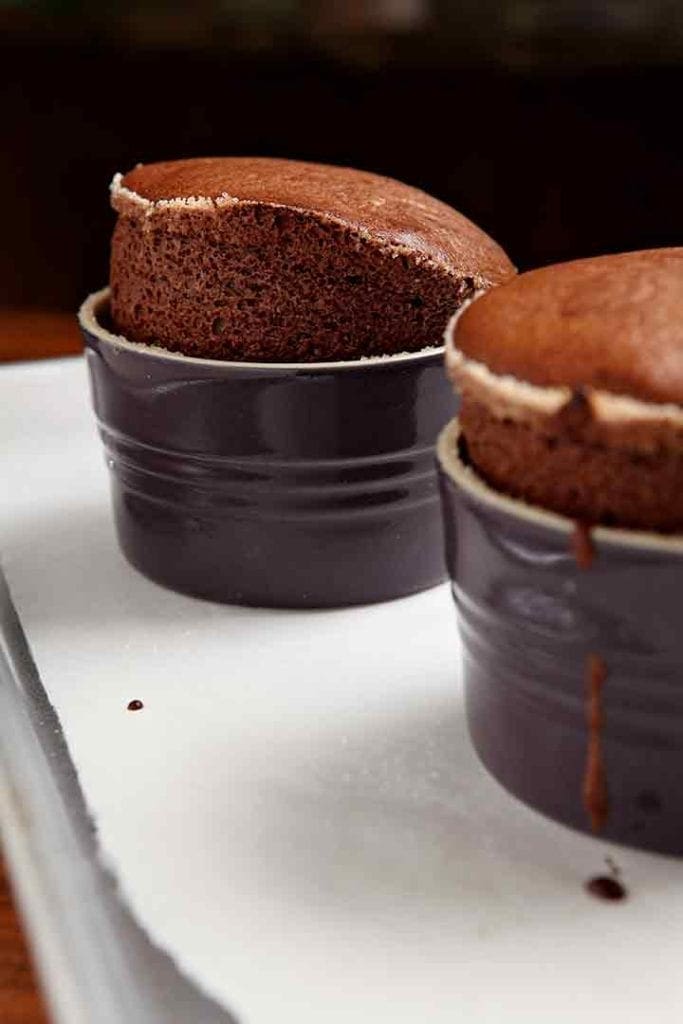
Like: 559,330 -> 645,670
437,418 -> 683,856
79,288 -> 455,609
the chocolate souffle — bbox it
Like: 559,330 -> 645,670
110,157 -> 514,362
446,248 -> 683,532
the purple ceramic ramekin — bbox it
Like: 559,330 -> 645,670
79,288 -> 455,608
437,418 -> 683,856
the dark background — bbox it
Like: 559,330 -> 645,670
1,0 -> 682,312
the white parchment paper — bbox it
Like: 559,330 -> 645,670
2,358 -> 683,1024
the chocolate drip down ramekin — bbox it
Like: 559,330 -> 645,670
437,419 -> 683,856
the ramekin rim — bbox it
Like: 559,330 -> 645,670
78,288 -> 445,372
437,418 -> 683,553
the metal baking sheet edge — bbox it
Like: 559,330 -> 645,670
0,565 -> 236,1024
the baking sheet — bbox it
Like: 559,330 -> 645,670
2,357 -> 683,1024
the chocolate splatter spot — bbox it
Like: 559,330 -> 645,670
585,875 -> 627,902
127,699 -> 144,711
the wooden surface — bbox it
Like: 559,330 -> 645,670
0,310 -> 83,363
0,864 -> 48,1024
0,308 -> 81,1023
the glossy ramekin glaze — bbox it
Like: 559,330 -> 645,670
80,289 -> 455,608
437,419 -> 683,855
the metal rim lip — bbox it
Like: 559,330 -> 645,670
78,288 -> 445,372
437,418 -> 683,555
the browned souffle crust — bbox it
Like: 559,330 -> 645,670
109,157 -> 515,362
447,249 -> 683,532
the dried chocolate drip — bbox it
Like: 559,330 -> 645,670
583,653 -> 608,832
571,520 -> 595,569
561,387 -> 592,431
566,387 -> 589,412
127,699 -> 144,711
